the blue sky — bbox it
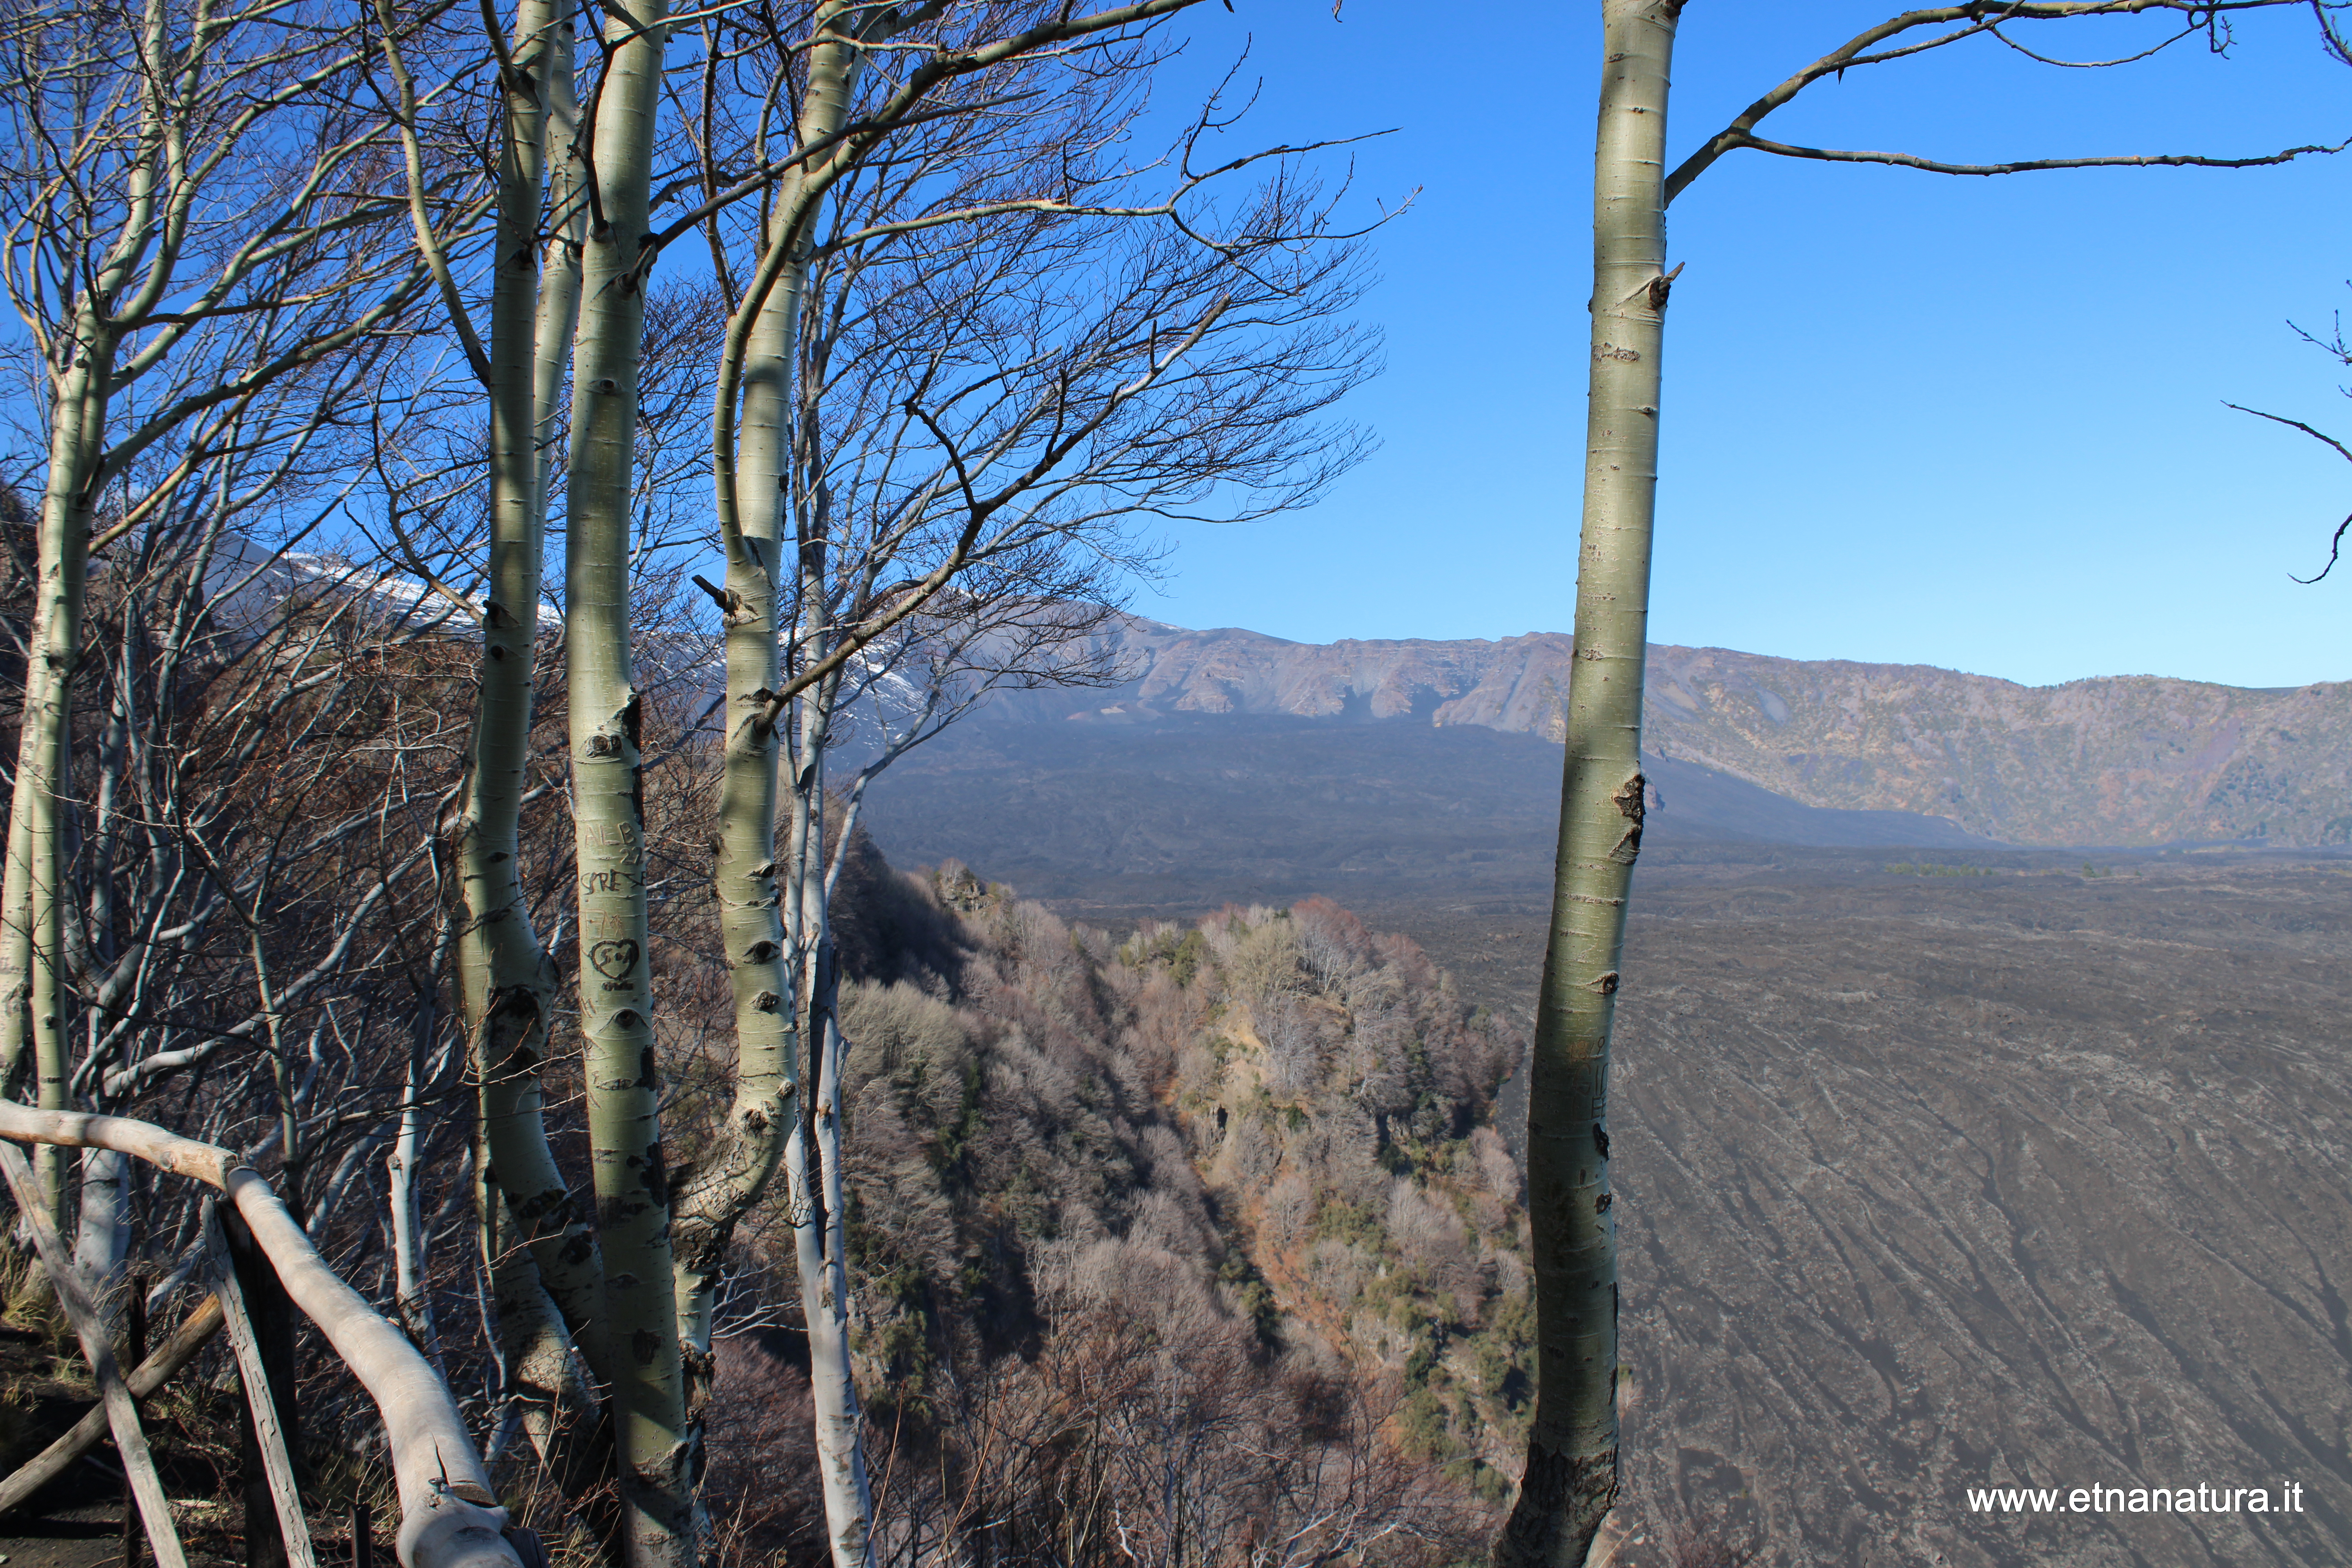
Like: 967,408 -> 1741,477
1133,1 -> 2352,689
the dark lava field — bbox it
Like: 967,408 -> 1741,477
971,838 -> 2352,1566
1503,852 -> 2352,1568
858,712 -> 2352,1566
1368,856 -> 2352,1568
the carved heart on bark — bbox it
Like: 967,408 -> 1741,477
588,938 -> 640,980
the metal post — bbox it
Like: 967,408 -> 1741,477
122,1286 -> 147,1568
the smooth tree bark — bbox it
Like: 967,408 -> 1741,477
564,1 -> 690,1562
670,8 -> 869,1541
15,323 -> 102,1222
436,0 -> 615,1481
783,679 -> 865,1563
1494,6 -> 1678,1566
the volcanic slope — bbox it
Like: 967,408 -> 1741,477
1374,850 -> 2352,1568
853,713 -> 1993,923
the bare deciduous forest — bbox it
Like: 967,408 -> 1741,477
2,4 -> 2350,1568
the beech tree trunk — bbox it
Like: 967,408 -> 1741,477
1494,4 -> 1679,1565
456,1 -> 615,1437
563,2 -> 690,1562
673,13 -> 869,1550
782,676 -> 873,1568
10,313 -> 109,1226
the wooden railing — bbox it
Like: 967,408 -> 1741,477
0,1102 -> 530,1568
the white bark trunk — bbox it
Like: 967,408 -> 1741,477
1494,5 -> 1679,1566
781,671 -> 873,1568
72,1143 -> 130,1310
388,1053 -> 441,1369
565,1 -> 688,1562
673,16 -> 869,1538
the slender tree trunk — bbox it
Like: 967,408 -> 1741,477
3,0 -> 173,1194
797,969 -> 869,1568
0,658 -> 48,1102
447,26 -> 614,1552
74,1145 -> 131,1306
783,668 -> 874,1568
564,2 -> 689,1562
671,16 -> 867,1525
1494,4 -> 1678,1566
458,0 -> 612,1392
389,1034 -> 441,1370
13,334 -> 109,1227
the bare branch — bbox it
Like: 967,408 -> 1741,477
1710,127 -> 2346,181
1664,0 -> 2318,203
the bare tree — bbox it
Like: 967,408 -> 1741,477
1499,4 -> 2345,1564
376,4 -> 1379,1564
866,1237 -> 1474,1568
679,33 -> 1383,1555
0,0 -> 439,1230
0,357 -> 535,1565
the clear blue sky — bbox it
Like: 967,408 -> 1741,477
1135,2 -> 2352,689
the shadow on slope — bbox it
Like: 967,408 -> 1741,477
853,715 -> 1993,918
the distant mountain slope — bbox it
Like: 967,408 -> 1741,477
959,620 -> 2352,846
854,717 -> 1995,919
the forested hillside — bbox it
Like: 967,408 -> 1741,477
701,847 -> 1532,1564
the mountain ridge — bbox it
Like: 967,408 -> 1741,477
961,618 -> 2352,847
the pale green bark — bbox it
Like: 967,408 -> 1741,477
487,1191 -> 610,1544
457,2 -> 612,1393
1494,4 -> 1678,1565
0,0 -> 157,1123
19,358 -> 103,1227
782,673 -> 875,1568
0,660 -> 46,1102
0,0 -> 419,1224
564,2 -> 689,1563
671,14 -> 870,1521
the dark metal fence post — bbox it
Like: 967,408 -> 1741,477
220,1208 -> 298,1568
122,1286 -> 147,1568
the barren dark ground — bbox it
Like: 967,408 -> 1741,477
854,712 -> 2352,1565
1013,845 -> 2352,1568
